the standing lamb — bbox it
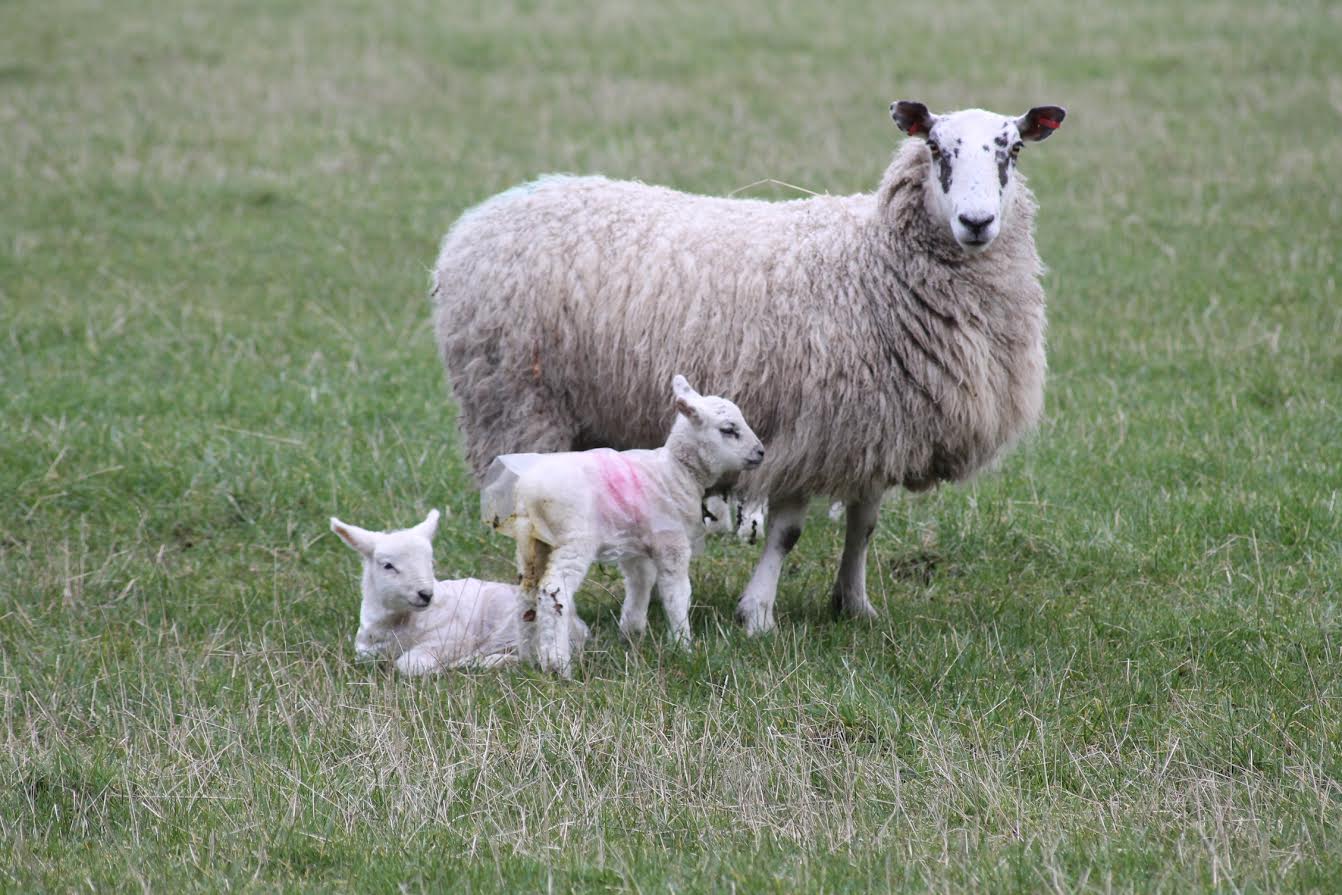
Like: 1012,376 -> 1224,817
330,509 -> 589,674
483,375 -> 764,676
434,100 -> 1066,635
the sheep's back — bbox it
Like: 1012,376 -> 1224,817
435,177 -> 864,458
433,171 -> 1047,501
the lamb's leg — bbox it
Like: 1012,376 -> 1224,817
535,544 -> 592,678
515,524 -> 548,666
734,496 -> 808,636
395,648 -> 443,676
656,563 -> 694,648
617,556 -> 657,641
830,491 -> 882,620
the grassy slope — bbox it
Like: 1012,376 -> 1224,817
2,0 -> 1340,890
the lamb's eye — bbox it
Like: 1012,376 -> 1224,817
1010,142 -> 1023,157
382,562 -> 396,572
719,425 -> 739,439
927,139 -> 941,156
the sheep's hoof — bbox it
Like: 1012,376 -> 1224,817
830,584 -> 879,621
734,597 -> 776,636
536,651 -> 573,679
618,623 -> 647,643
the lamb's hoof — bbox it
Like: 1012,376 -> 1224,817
734,596 -> 776,636
666,631 -> 693,650
396,655 -> 441,676
614,617 -> 646,644
538,658 -> 573,679
830,586 -> 879,621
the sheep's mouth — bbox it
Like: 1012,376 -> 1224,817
745,457 -> 764,469
411,596 -> 432,609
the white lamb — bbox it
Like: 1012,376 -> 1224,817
482,375 -> 764,677
330,509 -> 589,675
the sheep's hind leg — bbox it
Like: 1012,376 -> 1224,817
515,521 -> 548,666
830,491 -> 882,621
618,556 -> 657,641
734,496 -> 808,636
535,544 -> 593,678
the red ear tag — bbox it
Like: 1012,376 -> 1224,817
1038,118 -> 1059,129
908,123 -> 922,135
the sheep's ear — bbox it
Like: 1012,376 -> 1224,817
330,517 -> 378,557
891,100 -> 937,137
411,509 -> 440,542
675,396 -> 703,425
671,374 -> 700,401
672,374 -> 705,423
1016,106 -> 1066,142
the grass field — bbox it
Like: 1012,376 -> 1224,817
4,0 -> 1342,890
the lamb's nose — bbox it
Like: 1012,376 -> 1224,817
958,213 -> 995,233
417,589 -> 433,602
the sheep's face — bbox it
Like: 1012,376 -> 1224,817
671,375 -> 766,480
891,101 -> 1066,254
331,510 -> 440,613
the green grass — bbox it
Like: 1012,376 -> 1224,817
3,0 -> 1341,890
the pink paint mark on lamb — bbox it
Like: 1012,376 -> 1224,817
592,449 -> 646,524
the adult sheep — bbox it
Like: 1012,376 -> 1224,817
433,99 -> 1066,635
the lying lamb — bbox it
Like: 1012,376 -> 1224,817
330,508 -> 588,675
434,99 -> 1066,635
482,375 -> 764,676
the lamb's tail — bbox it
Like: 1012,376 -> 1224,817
513,516 -> 552,595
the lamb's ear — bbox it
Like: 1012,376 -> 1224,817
672,374 -> 704,424
891,100 -> 937,137
330,518 -> 377,557
411,509 -> 440,542
1016,105 -> 1066,142
675,397 -> 703,425
671,374 -> 700,401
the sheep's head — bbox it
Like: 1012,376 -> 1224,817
331,510 -> 440,612
892,101 -> 1066,254
670,374 -> 765,482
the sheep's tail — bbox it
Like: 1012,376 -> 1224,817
513,516 -> 551,595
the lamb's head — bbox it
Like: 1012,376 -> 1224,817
669,374 -> 765,483
892,101 -> 1066,254
330,510 -> 440,612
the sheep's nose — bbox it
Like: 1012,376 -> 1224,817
417,589 -> 433,602
747,445 -> 765,467
958,213 -> 995,234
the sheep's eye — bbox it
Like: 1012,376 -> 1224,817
1010,142 -> 1023,156
719,425 -> 739,439
382,562 -> 396,572
927,139 -> 940,155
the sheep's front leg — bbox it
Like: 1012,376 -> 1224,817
535,544 -> 592,678
618,556 -> 657,641
655,558 -> 694,649
830,491 -> 882,620
396,648 -> 444,676
734,496 -> 808,636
